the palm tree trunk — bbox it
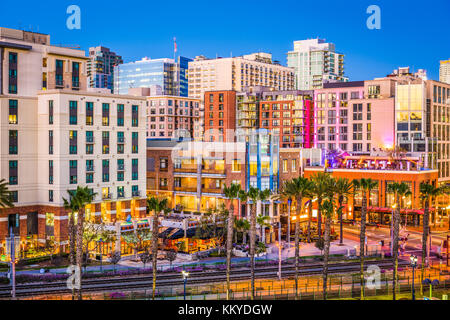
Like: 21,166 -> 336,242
250,203 -> 256,300
318,198 -> 322,239
360,193 -> 367,300
68,213 -> 76,300
76,207 -> 85,300
323,216 -> 331,300
421,198 -> 429,295
152,210 -> 159,300
339,197 -> 344,245
307,202 -> 312,243
226,203 -> 234,300
392,196 -> 400,300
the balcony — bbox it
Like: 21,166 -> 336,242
175,186 -> 197,193
174,167 -> 197,173
132,190 -> 141,197
102,193 -> 112,200
117,191 -> 125,199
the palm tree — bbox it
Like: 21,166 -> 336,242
256,214 -> 271,244
352,178 -> 378,300
334,178 -> 353,245
147,196 -> 170,300
281,177 -> 313,299
63,186 -> 96,300
0,179 -> 14,209
387,182 -> 411,300
419,183 -> 442,295
321,198 -> 335,300
240,186 -> 271,300
310,172 -> 332,240
223,183 -> 242,300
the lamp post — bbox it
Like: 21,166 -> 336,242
446,205 -> 450,231
410,255 -> 417,300
181,270 -> 189,300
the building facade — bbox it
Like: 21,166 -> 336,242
114,56 -> 190,96
187,53 -> 295,99
0,28 -> 147,255
236,87 -> 314,148
146,95 -> 201,140
287,39 -> 347,90
440,59 -> 450,84
87,46 -> 123,93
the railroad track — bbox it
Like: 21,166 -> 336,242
0,259 -> 408,298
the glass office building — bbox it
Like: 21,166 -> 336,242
114,56 -> 190,96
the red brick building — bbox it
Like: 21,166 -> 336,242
204,90 -> 236,142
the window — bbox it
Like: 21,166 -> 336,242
102,160 -> 110,182
160,157 -> 168,171
102,103 -> 110,126
117,104 -> 124,126
131,132 -> 138,153
86,143 -> 93,154
48,100 -> 54,124
9,130 -> 18,154
49,190 -> 53,203
292,159 -> 297,172
72,62 -> 80,88
69,130 -> 77,154
9,160 -> 18,185
352,143 -> 363,152
9,100 -> 18,124
232,159 -> 241,172
69,160 -> 77,184
49,160 -> 53,184
352,103 -> 363,121
117,186 -> 125,198
368,85 -> 380,98
49,130 -> 53,154
283,159 -> 288,173
132,159 -> 138,180
353,124 -> 363,140
350,91 -> 360,99
8,52 -> 18,94
86,102 -> 94,125
69,101 -> 77,125
159,178 -> 168,188
102,131 -> 109,154
132,105 -> 139,127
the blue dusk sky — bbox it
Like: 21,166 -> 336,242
1,0 -> 449,81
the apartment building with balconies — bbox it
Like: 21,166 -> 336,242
146,95 -> 201,140
0,27 -> 147,254
187,53 -> 295,100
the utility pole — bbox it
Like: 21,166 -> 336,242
287,198 -> 291,248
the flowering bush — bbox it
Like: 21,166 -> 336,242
109,292 -> 126,299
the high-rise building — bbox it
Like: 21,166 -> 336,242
87,46 -> 123,93
439,59 -> 450,84
235,87 -> 314,148
313,67 -> 450,184
187,53 -> 295,99
0,27 -> 147,253
146,95 -> 200,140
287,39 -> 347,90
114,56 -> 190,96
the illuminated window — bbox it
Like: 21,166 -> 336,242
9,100 -> 18,124
232,160 -> 241,172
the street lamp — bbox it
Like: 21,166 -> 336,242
446,205 -> 450,231
409,255 -> 418,300
181,270 -> 189,300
